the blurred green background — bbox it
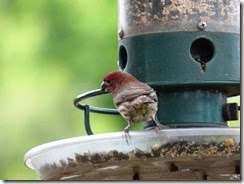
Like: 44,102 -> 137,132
0,0 -> 240,180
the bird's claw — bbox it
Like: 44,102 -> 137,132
155,126 -> 161,134
159,124 -> 170,129
124,127 -> 129,133
124,128 -> 131,145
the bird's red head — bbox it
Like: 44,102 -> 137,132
101,71 -> 137,95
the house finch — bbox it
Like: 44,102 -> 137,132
101,71 -> 165,140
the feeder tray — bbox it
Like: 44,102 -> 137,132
24,128 -> 240,180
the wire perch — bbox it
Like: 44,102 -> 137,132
73,89 -> 119,135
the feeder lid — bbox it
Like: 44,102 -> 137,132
24,128 -> 240,180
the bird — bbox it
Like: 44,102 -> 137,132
100,71 -> 166,141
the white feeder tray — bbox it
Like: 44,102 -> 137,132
24,128 -> 240,180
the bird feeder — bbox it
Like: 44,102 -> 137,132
24,0 -> 240,180
118,0 -> 240,128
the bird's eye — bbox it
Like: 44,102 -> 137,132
106,80 -> 111,84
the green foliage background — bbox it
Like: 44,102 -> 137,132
0,0 -> 239,180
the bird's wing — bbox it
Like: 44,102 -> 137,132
114,86 -> 157,107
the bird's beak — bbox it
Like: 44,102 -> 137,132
101,81 -> 108,92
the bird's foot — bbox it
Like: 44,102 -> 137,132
158,124 -> 170,129
151,116 -> 169,130
124,128 -> 131,145
155,126 -> 161,134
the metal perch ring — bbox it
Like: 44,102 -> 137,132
73,89 -> 119,135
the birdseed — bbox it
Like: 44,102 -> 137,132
40,138 -> 240,180
119,0 -> 239,35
